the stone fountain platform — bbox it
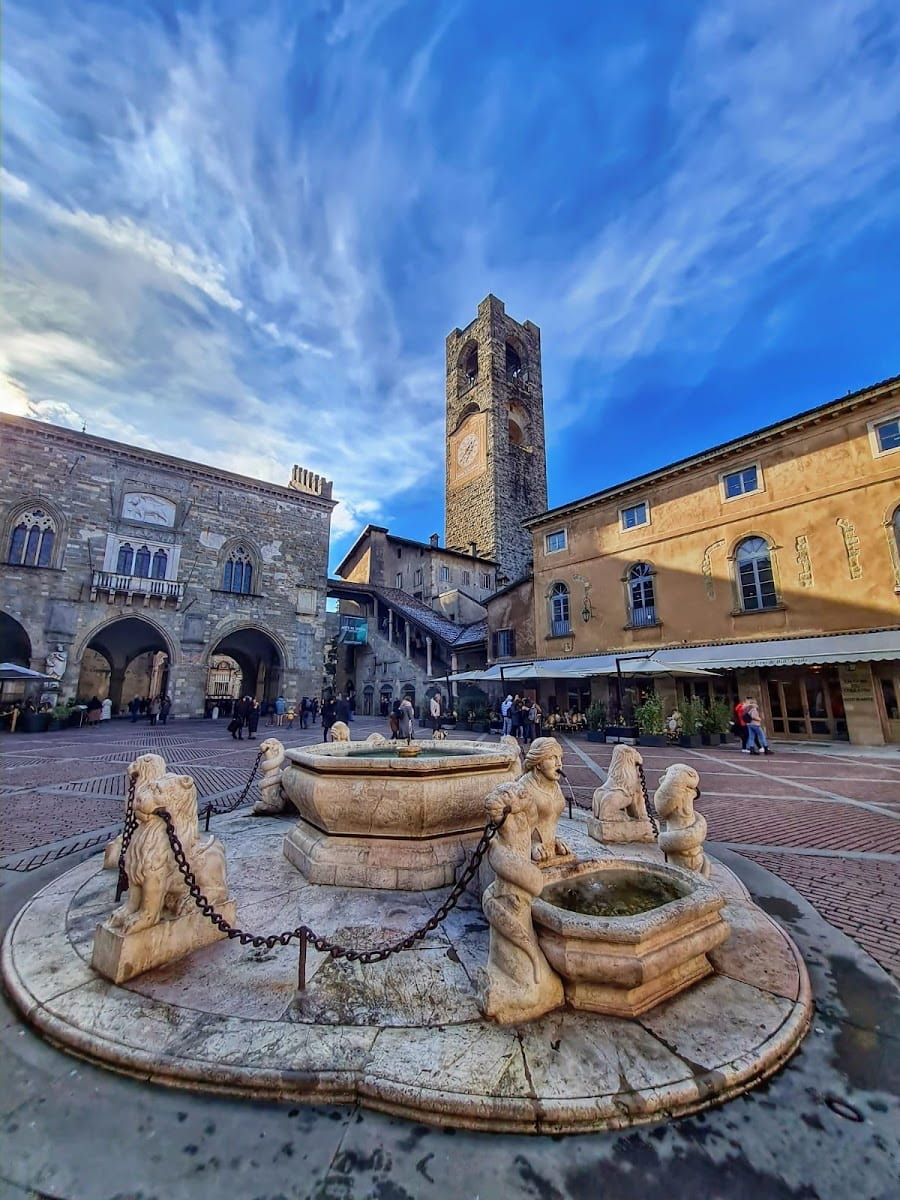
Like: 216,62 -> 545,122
1,810 -> 811,1135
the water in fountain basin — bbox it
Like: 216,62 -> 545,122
542,870 -> 686,918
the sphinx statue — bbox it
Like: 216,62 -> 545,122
654,763 -> 710,877
588,744 -> 655,844
478,780 -> 564,1024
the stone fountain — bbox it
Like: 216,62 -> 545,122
1,734 -> 812,1134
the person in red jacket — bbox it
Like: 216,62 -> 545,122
734,699 -> 750,752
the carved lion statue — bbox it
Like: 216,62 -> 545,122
107,773 -> 229,934
330,721 -> 351,742
252,737 -> 287,815
103,753 -> 168,869
592,744 -> 648,822
654,763 -> 709,876
365,733 -> 387,747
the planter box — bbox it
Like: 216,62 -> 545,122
604,726 -> 638,742
472,722 -> 488,733
678,734 -> 703,748
586,730 -> 605,743
701,733 -> 728,746
638,734 -> 667,747
20,713 -> 50,733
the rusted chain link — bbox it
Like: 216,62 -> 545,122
637,761 -> 660,838
151,805 -> 507,984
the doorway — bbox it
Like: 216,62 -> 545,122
766,668 -> 847,739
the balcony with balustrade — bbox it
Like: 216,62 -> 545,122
90,570 -> 184,608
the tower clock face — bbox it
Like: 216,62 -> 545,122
456,432 -> 480,468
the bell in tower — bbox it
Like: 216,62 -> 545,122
444,295 -> 548,585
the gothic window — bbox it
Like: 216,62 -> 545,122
223,545 -> 254,594
628,563 -> 657,627
134,545 -> 152,577
550,582 -> 570,636
7,509 -> 56,567
736,537 -> 778,611
151,549 -> 168,579
116,543 -> 134,575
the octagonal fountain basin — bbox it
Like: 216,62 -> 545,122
532,858 -> 730,1018
282,739 -> 521,891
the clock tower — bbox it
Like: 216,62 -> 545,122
445,295 -> 548,584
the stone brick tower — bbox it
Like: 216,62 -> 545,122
445,295 -> 548,584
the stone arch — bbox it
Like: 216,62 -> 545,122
2,496 -> 67,570
0,610 -> 33,666
456,339 -> 479,389
505,337 -> 525,380
205,621 -> 286,704
75,614 -> 177,712
451,401 -> 481,437
508,400 -> 529,447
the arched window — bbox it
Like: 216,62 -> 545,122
223,546 -> 254,594
893,505 -> 900,550
736,537 -> 778,610
116,543 -> 134,575
7,509 -> 56,568
134,545 -> 152,578
628,563 -> 657,627
506,342 -> 522,379
550,582 -> 570,636
464,347 -> 478,381
151,549 -> 168,579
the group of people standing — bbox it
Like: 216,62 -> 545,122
227,696 -> 261,740
733,696 -> 772,755
501,694 -> 543,742
126,695 -> 171,725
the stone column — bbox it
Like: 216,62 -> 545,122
388,609 -> 394,646
450,652 -> 459,704
425,636 -> 433,677
405,625 -> 411,658
107,665 -> 127,713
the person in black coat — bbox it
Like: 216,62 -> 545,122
246,699 -> 260,739
322,696 -> 337,740
231,696 -> 250,739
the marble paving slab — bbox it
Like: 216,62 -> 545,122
1,817 -> 813,1134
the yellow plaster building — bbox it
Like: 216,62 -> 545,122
524,376 -> 900,745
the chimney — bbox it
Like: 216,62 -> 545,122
469,541 -> 477,558
430,533 -> 439,548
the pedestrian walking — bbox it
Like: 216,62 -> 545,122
322,695 -> 337,740
398,695 -> 415,740
100,697 -> 112,723
274,696 -> 286,727
429,692 -> 442,734
128,696 -> 140,723
246,698 -> 260,739
528,699 -> 542,741
160,695 -> 172,724
742,696 -> 773,755
86,696 -> 102,727
734,699 -> 750,752
149,696 -> 161,726
389,697 -> 401,739
334,693 -> 350,725
501,695 -> 514,736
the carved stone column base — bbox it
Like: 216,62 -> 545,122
587,816 -> 655,844
91,900 -> 236,984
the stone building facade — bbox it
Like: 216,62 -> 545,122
445,295 -> 548,584
523,376 -> 900,745
0,415 -> 335,718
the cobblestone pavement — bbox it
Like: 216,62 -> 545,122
3,717 -> 899,978
1,718 -> 898,1199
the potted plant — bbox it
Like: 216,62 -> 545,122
604,707 -> 639,741
47,705 -> 70,732
20,708 -> 50,733
635,694 -> 666,746
678,697 -> 705,747
462,708 -> 475,732
701,697 -> 732,745
585,700 -> 607,743
471,705 -> 489,733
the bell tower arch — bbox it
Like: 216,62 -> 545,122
445,295 -> 548,584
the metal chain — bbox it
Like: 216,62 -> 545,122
115,774 -> 138,901
637,761 -> 660,838
201,746 -> 266,829
151,805 -> 507,968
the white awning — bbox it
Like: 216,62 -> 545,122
655,630 -> 900,671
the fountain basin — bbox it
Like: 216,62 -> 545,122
532,859 -> 730,1018
282,739 -> 521,890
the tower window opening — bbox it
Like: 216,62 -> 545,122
464,347 -> 478,382
505,343 -> 522,380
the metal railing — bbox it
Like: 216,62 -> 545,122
630,606 -> 657,628
551,618 -> 571,637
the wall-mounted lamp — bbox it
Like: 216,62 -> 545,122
574,573 -> 593,623
581,600 -> 593,623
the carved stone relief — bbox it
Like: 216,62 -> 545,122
836,518 -> 862,579
794,535 -> 813,588
701,540 -> 725,600
122,492 -> 176,527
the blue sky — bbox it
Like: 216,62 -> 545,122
3,0 -> 899,571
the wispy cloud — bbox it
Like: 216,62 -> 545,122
2,0 -> 898,553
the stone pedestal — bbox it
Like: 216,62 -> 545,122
283,823 -> 480,890
587,816 -> 655,844
91,901 -> 236,984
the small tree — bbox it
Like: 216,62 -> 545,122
635,694 -> 665,736
706,697 -> 733,734
585,700 -> 607,731
681,696 -> 706,735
